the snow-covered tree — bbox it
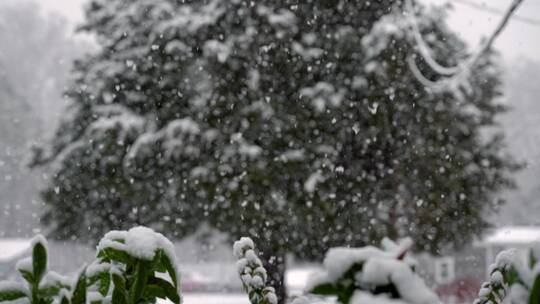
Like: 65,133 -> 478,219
33,0 -> 516,301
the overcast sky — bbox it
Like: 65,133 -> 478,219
426,0 -> 540,62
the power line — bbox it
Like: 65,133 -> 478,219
453,0 -> 540,27
407,0 -> 526,97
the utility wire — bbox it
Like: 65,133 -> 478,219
406,0 -> 525,95
453,0 -> 540,27
465,0 -> 525,68
406,0 -> 460,75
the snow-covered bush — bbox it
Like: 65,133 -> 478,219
0,227 -> 181,304
233,237 -> 440,304
233,237 -> 278,304
0,235 -> 81,304
305,238 -> 439,304
89,226 -> 181,304
4,229 -> 538,304
474,246 -> 540,304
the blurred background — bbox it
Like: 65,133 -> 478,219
1,0 -> 540,303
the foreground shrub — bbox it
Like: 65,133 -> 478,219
1,227 -> 538,304
0,227 -> 180,304
89,226 -> 181,304
0,235 -> 78,304
233,237 -> 277,304
474,247 -> 540,304
305,238 -> 439,304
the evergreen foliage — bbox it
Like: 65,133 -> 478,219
33,0 -> 517,300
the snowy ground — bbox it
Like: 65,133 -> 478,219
169,293 -> 249,304
177,293 -> 333,304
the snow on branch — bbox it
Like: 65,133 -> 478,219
406,0 -> 524,97
233,237 -> 278,304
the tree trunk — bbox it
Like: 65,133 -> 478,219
260,248 -> 287,304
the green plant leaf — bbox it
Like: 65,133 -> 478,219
98,273 -> 111,297
111,273 -> 128,304
18,269 -> 34,286
0,285 -> 28,302
504,267 -> 524,287
38,285 -> 62,300
373,284 -> 401,298
152,251 -> 166,273
129,260 -> 150,304
530,250 -> 538,269
529,274 -> 540,304
96,250 -> 109,262
310,282 -> 338,295
147,277 -> 180,304
99,248 -> 132,265
38,275 -> 71,300
159,252 -> 178,290
71,268 -> 87,304
87,274 -> 100,288
32,241 -> 48,283
87,267 -> 111,297
143,285 -> 166,301
310,278 -> 357,304
59,291 -> 70,304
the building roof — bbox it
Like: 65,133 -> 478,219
478,226 -> 540,247
0,238 -> 31,263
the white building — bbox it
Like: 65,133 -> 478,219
475,226 -> 540,277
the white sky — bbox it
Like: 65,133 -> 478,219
18,0 -> 540,62
426,0 -> 540,62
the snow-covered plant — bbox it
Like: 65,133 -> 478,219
89,226 -> 181,304
234,237 -> 278,304
474,246 -> 540,304
0,227 -> 181,304
306,238 -> 439,304
0,235 -> 78,304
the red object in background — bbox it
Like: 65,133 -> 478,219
436,277 -> 482,303
180,271 -> 214,292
